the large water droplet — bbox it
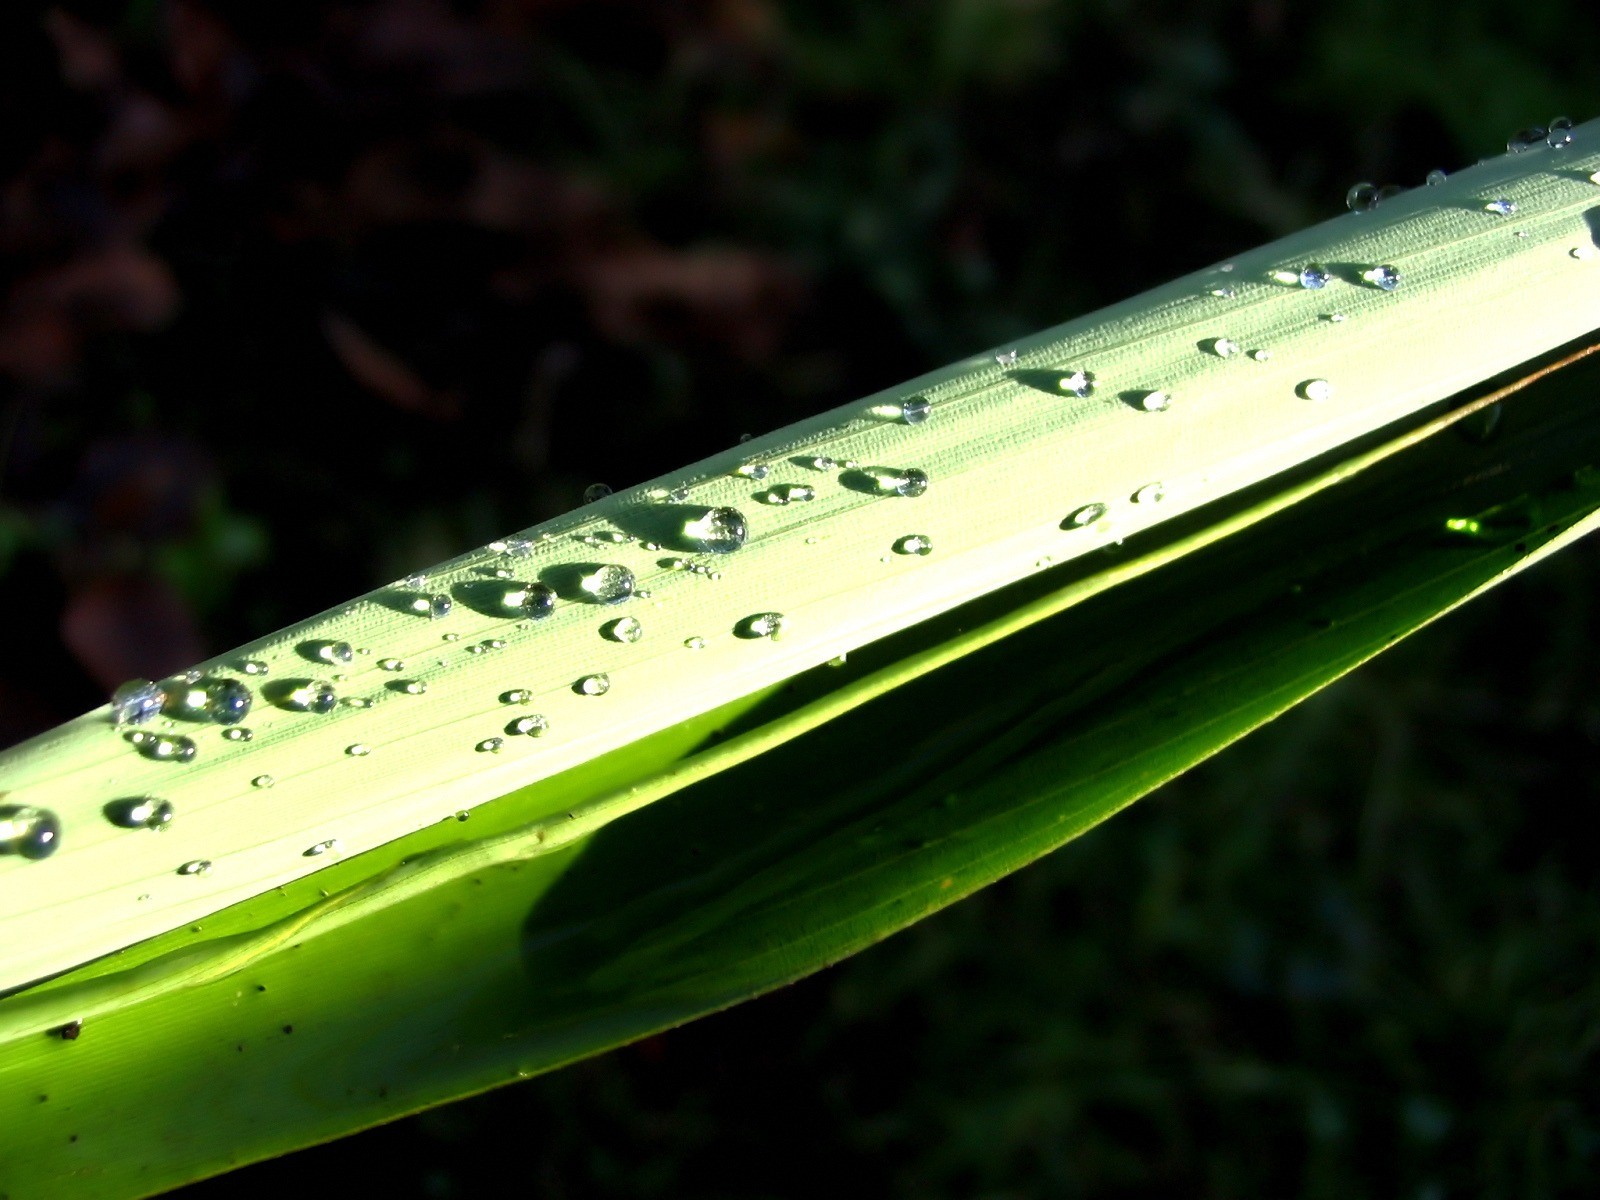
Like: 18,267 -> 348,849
105,796 -> 175,831
1298,263 -> 1331,290
893,534 -> 933,556
0,805 -> 61,859
1058,370 -> 1094,396
412,593 -> 453,619
900,397 -> 931,424
206,678 -> 253,725
1345,181 -> 1381,212
602,616 -> 644,643
313,640 -> 354,665
1547,116 -> 1574,149
575,673 -> 611,696
1507,126 -> 1547,153
578,565 -> 635,604
176,859 -> 211,876
736,612 -> 786,639
286,681 -> 338,713
683,506 -> 748,554
1484,198 -> 1517,216
1298,378 -> 1335,401
508,581 -> 555,620
1063,503 -> 1108,528
583,483 -> 614,503
111,679 -> 166,728
126,731 -> 198,763
1425,168 -> 1448,186
507,714 -> 549,736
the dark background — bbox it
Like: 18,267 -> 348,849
4,1 -> 1600,1196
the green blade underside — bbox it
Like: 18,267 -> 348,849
5,342 -> 1600,1196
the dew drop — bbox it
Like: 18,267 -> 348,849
286,681 -> 338,713
342,696 -> 374,709
378,657 -> 405,672
734,462 -> 770,480
106,796 -> 174,831
1425,168 -> 1448,186
1507,126 -> 1547,154
736,612 -> 786,639
575,673 -> 611,696
893,534 -> 933,556
1134,390 -> 1170,412
304,839 -> 339,857
404,572 -> 428,589
1058,369 -> 1094,396
127,731 -> 198,763
761,484 -> 815,505
1484,198 -> 1517,216
1362,264 -> 1401,291
1248,348 -> 1271,362
428,594 -> 452,620
507,581 -> 553,620
507,714 -> 549,736
1298,378 -> 1335,401
684,636 -> 706,650
315,641 -> 354,665
476,737 -> 505,753
994,349 -> 1018,366
1345,181 -> 1381,212
0,805 -> 62,860
252,774 -> 275,789
241,660 -> 269,676
177,859 -> 211,876
502,537 -> 536,558
1572,246 -> 1596,260
802,455 -> 837,472
578,564 -> 636,605
1298,263 -> 1331,290
1063,503 -> 1108,528
111,679 -> 166,728
206,678 -> 253,725
1548,116 -> 1574,149
500,688 -> 533,704
683,506 -> 749,554
899,397 -> 931,424
221,727 -> 253,742
399,680 -> 427,695
1208,286 -> 1238,299
583,483 -> 614,503
602,616 -> 644,643
1131,482 -> 1166,504
1207,338 -> 1240,358
345,743 -> 371,757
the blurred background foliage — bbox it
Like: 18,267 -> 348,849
2,0 -> 1599,1196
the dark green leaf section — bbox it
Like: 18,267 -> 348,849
6,360 -> 1600,1198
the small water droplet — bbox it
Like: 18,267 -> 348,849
1298,378 -> 1335,401
1425,168 -> 1448,186
221,727 -> 252,742
1131,482 -> 1165,504
578,564 -> 635,604
1058,369 -> 1094,396
736,612 -> 786,639
404,572 -> 428,589
345,743 -> 371,757
899,397 -> 931,424
342,696 -> 374,709
1345,181 -> 1381,212
304,839 -> 339,857
1248,348 -> 1271,362
760,484 -> 815,505
507,714 -> 549,736
1362,264 -> 1401,291
315,640 -> 354,665
684,636 -> 706,650
1134,390 -> 1170,412
252,774 -> 275,789
206,678 -> 253,725
106,796 -> 174,831
1507,126 -> 1547,154
1484,198 -> 1517,216
1208,338 -> 1239,358
1323,312 -> 1348,323
0,805 -> 62,859
501,688 -> 533,704
683,506 -> 749,553
429,594 -> 452,620
378,657 -> 405,672
575,673 -> 611,696
126,731 -> 198,763
111,679 -> 166,727
893,534 -> 933,556
583,483 -> 614,503
476,737 -> 505,753
1063,503 -> 1108,528
733,462 -> 770,480
442,632 -> 460,642
177,859 -> 211,876
1208,286 -> 1238,299
801,455 -> 837,472
602,615 -> 644,643
1572,246 -> 1596,260
1298,263 -> 1331,290
1548,116 -> 1574,149
994,349 -> 1018,366
286,681 -> 338,713
399,680 -> 427,695
241,660 -> 269,676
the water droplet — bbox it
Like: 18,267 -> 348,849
404,572 -> 428,588
378,657 -> 405,672
1323,312 -> 1348,323
501,688 -> 533,704
1058,369 -> 1094,396
1298,378 -> 1335,401
0,805 -> 62,859
345,743 -> 371,757
683,506 -> 749,554
342,696 -> 374,709
105,796 -> 174,831
684,636 -> 706,650
241,660 -> 269,676
578,564 -> 635,604
1134,390 -> 1170,412
1345,181 -> 1381,212
602,616 -> 644,643
1548,117 -> 1574,149
760,484 -> 815,505
1484,198 -> 1517,217
399,680 -> 427,695
442,632 -> 460,642
1208,286 -> 1237,299
994,350 -> 1018,366
893,534 -> 933,556
1298,263 -> 1331,289
476,737 -> 505,753
736,612 -> 785,639
1248,348 -> 1271,362
1131,482 -> 1165,504
801,455 -> 837,472
315,640 -> 354,665
111,679 -> 166,727
428,594 -> 452,620
734,462 -> 770,480
1207,338 -> 1239,358
582,483 -> 614,503
507,714 -> 549,736
1063,503 -> 1108,528
304,839 -> 339,857
1425,168 -> 1448,186
1507,126 -> 1547,154
126,731 -> 198,763
1362,264 -> 1401,291
1572,246 -> 1596,260
177,859 -> 211,876
575,673 -> 611,696
899,397 -> 931,424
252,774 -> 275,789
206,678 -> 253,725
286,681 -> 338,713
221,727 -> 252,742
